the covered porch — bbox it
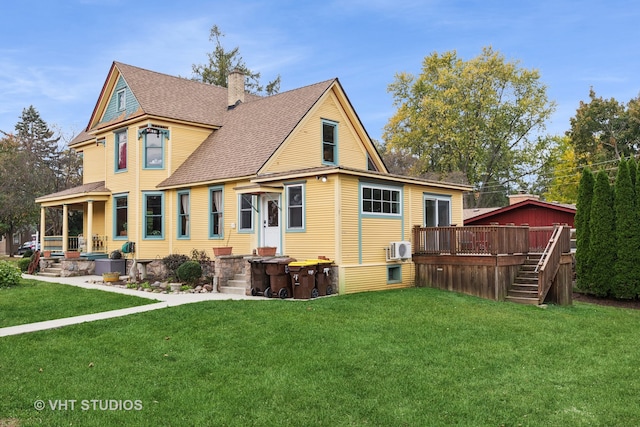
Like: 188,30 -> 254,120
35,182 -> 111,257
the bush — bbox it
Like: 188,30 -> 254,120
176,261 -> 202,285
0,261 -> 21,288
22,249 -> 33,258
190,249 -> 213,278
17,257 -> 31,272
162,254 -> 190,279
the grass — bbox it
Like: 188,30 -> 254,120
0,278 -> 157,328
1,287 -> 640,426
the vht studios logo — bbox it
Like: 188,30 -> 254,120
34,399 -> 143,411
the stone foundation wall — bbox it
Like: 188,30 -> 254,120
60,259 -> 95,277
214,255 -> 249,290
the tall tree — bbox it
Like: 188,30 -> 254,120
383,46 -> 556,207
575,168 -> 594,292
613,159 -> 638,298
542,136 -> 580,203
588,170 -> 616,297
0,134 -> 39,254
568,89 -> 640,166
192,24 -> 281,95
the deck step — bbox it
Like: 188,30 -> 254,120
505,296 -> 540,305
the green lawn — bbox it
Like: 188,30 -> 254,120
1,287 -> 639,426
0,279 -> 157,328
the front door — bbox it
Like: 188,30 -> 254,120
261,194 -> 281,254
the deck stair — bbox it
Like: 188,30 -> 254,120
506,254 -> 542,305
219,273 -> 249,295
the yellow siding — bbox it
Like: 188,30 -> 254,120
80,145 -> 105,184
340,263 -> 415,294
264,90 -> 371,173
283,177 -> 337,259
337,176 -> 360,265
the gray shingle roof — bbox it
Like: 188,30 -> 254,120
158,78 -> 335,188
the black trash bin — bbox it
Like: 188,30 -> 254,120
288,261 -> 318,299
249,258 -> 270,296
264,257 -> 295,299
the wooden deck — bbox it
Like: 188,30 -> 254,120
412,225 -> 572,305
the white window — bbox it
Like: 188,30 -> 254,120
361,184 -> 401,216
322,120 -> 337,165
116,89 -> 126,111
286,184 -> 305,230
424,194 -> 451,227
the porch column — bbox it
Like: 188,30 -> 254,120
87,200 -> 94,252
62,204 -> 69,252
40,207 -> 45,252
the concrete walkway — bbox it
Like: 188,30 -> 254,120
0,274 -> 263,338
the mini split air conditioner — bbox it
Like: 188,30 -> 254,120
389,241 -> 411,260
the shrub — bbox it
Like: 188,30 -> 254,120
176,261 -> 202,285
17,257 -> 31,272
22,249 -> 33,258
0,261 -> 21,288
161,254 -> 190,279
190,249 -> 213,278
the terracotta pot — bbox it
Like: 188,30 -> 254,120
65,251 -> 80,259
212,247 -> 232,256
43,251 -> 52,258
257,247 -> 277,256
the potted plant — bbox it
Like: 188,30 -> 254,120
257,246 -> 276,256
213,226 -> 233,256
119,222 -> 127,236
65,251 -> 80,259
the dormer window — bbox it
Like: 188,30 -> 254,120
322,120 -> 337,165
116,89 -> 126,111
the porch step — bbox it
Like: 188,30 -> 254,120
39,268 -> 62,278
505,295 -> 540,305
218,284 -> 248,295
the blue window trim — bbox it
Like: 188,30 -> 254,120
177,190 -> 190,239
238,194 -> 255,233
143,191 -> 164,240
387,265 -> 402,284
285,183 -> 306,232
113,193 -> 128,241
209,186 -> 224,239
359,182 -> 403,218
138,127 -> 169,170
321,119 -> 338,166
114,129 -> 128,173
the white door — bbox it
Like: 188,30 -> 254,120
261,194 -> 281,253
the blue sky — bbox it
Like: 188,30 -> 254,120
1,0 -> 639,145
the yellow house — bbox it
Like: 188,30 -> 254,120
36,62 -> 470,294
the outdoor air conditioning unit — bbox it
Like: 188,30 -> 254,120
389,241 -> 411,260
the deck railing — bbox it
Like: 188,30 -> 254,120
536,225 -> 570,302
412,225 -> 559,255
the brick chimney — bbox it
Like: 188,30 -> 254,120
227,69 -> 245,108
508,191 -> 540,205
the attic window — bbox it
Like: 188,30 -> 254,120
116,89 -> 126,111
322,120 -> 337,165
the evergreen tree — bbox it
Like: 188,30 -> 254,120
575,168 -> 595,292
629,156 -> 637,189
589,170 -> 616,296
613,159 -> 638,298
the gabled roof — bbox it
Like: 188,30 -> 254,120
464,198 -> 576,224
158,79 -> 336,188
83,62 -> 262,134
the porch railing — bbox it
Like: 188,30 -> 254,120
43,235 -> 108,253
412,225 -> 559,255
